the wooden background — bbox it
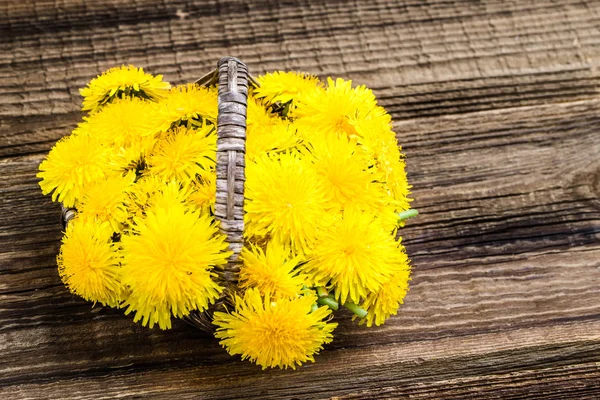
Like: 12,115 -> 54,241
2,0 -> 600,398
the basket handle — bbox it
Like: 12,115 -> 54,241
185,57 -> 249,333
214,56 -> 248,287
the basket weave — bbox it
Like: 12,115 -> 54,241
61,57 -> 250,334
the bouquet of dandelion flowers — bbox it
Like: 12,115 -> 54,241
37,57 -> 417,370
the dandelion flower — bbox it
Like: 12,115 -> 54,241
254,71 -> 322,105
353,115 -> 412,211
120,206 -> 230,329
352,107 -> 395,143
246,120 -> 300,161
109,135 -> 158,173
78,172 -> 136,232
307,132 -> 384,212
38,134 -> 113,207
246,96 -> 280,128
80,65 -> 171,113
305,129 -> 404,230
146,125 -> 216,183
293,77 -> 379,139
239,241 -> 306,300
302,208 -> 406,304
245,152 -> 329,254
380,148 -> 411,212
213,288 -> 337,369
83,97 -> 160,147
146,180 -> 194,212
124,177 -> 194,222
245,97 -> 300,160
359,264 -> 411,327
156,83 -> 218,131
124,174 -> 165,219
57,218 -> 125,307
188,175 -> 216,212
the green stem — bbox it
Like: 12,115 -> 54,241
310,303 -> 319,313
317,296 -> 339,310
398,209 -> 419,221
316,286 -> 329,298
344,302 -> 368,318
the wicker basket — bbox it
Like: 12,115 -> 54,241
61,57 -> 251,334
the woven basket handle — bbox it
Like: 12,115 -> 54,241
214,57 -> 248,286
184,57 -> 249,333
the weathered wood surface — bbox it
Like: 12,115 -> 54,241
1,0 -> 600,398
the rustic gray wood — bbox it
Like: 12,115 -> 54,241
1,0 -> 600,399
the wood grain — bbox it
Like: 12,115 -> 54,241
1,0 -> 600,399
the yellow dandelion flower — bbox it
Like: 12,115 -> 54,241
213,288 -> 337,369
83,97 -> 160,147
188,175 -> 216,213
57,218 -> 125,307
38,134 -> 113,207
78,172 -> 136,232
109,135 -> 158,173
156,83 -> 218,131
293,77 -> 379,139
354,117 -> 412,211
246,95 -> 279,126
245,152 -> 329,254
247,120 -> 301,161
146,180 -> 194,213
359,263 -> 411,327
254,71 -> 322,105
146,125 -> 216,183
352,106 -> 395,142
306,132 -> 385,213
245,96 -> 300,160
80,65 -> 171,113
246,95 -> 282,130
302,208 -> 405,304
383,151 -> 411,212
124,177 -> 195,222
304,129 -> 403,230
124,174 -> 165,219
120,206 -> 230,329
239,241 -> 306,300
